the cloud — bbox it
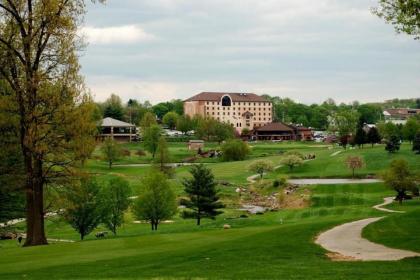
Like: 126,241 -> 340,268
82,1 -> 420,104
86,75 -> 420,105
80,25 -> 155,45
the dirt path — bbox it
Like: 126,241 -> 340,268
315,198 -> 420,261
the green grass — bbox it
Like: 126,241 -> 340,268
268,143 -> 420,179
1,183 -> 419,279
2,142 -> 420,279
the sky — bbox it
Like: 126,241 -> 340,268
81,0 -> 420,105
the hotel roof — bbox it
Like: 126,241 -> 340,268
185,92 -> 269,102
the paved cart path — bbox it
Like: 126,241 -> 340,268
315,197 -> 420,261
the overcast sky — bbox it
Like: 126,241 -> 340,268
81,0 -> 420,105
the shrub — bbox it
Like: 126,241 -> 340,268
280,155 -> 304,171
136,149 -> 146,157
221,139 -> 250,161
284,150 -> 304,159
121,149 -> 131,157
273,176 -> 288,188
344,155 -> 364,178
248,160 -> 274,179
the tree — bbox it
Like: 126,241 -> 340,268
221,140 -> 250,161
101,137 -> 121,169
152,103 -> 170,120
0,86 -> 25,223
402,118 -> 419,143
103,94 -> 124,120
383,159 -> 416,204
125,99 -> 151,126
143,125 -> 162,158
385,135 -> 401,153
373,0 -> 420,40
176,115 -> 193,135
413,131 -> 420,154
154,136 -> 170,172
345,156 -> 364,178
102,177 -> 132,235
214,122 -> 235,144
63,178 -> 105,240
241,128 -> 251,136
248,160 -> 274,179
140,112 -> 157,131
354,127 -> 367,148
280,155 -> 304,171
377,121 -> 400,140
181,165 -> 224,225
0,0 -> 101,246
367,127 -> 382,147
196,117 -> 217,141
357,104 -> 382,124
133,171 -> 177,231
162,111 -> 179,130
329,110 -> 359,138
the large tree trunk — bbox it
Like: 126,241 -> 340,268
23,158 -> 47,246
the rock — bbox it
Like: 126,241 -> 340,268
223,224 -> 231,229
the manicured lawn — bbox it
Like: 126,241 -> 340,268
268,143 -> 420,179
1,183 -> 419,279
2,142 -> 419,279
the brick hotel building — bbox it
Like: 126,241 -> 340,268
184,92 -> 273,132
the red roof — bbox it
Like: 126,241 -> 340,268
255,122 -> 293,132
185,92 -> 269,102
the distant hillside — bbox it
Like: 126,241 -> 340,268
369,98 -> 420,109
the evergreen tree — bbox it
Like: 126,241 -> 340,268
385,135 -> 401,153
181,165 -> 224,225
103,94 -> 125,120
354,127 -> 367,148
367,127 -> 381,147
412,131 -> 420,154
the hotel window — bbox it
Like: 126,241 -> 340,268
212,112 -> 215,115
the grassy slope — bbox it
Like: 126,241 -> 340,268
268,143 -> 420,179
1,183 -> 419,279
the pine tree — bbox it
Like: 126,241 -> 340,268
412,131 -> 420,154
181,165 -> 224,225
385,135 -> 401,153
367,127 -> 381,147
354,127 -> 367,148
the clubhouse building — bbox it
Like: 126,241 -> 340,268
184,92 -> 273,132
